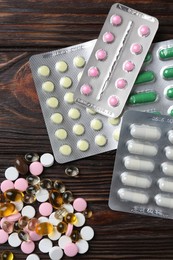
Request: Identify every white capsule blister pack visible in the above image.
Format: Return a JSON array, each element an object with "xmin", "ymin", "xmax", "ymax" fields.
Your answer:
[
  {"xmin": 29, "ymin": 40, "xmax": 122, "ymax": 164},
  {"xmin": 125, "ymin": 39, "xmax": 173, "ymax": 116},
  {"xmin": 109, "ymin": 110, "xmax": 173, "ymax": 219},
  {"xmin": 75, "ymin": 3, "xmax": 159, "ymax": 118}
]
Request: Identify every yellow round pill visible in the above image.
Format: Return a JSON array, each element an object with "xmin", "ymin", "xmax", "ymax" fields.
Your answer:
[
  {"xmin": 73, "ymin": 124, "xmax": 85, "ymax": 136},
  {"xmin": 38, "ymin": 65, "xmax": 50, "ymax": 77},
  {"xmin": 95, "ymin": 135, "xmax": 107, "ymax": 146},
  {"xmin": 51, "ymin": 113, "xmax": 63, "ymax": 124},
  {"xmin": 59, "ymin": 145, "xmax": 72, "ymax": 156},
  {"xmin": 86, "ymin": 108, "xmax": 97, "ymax": 115},
  {"xmin": 77, "ymin": 140, "xmax": 89, "ymax": 151},
  {"xmin": 55, "ymin": 129, "xmax": 68, "ymax": 140},
  {"xmin": 90, "ymin": 119, "xmax": 103, "ymax": 131},
  {"xmin": 46, "ymin": 97, "xmax": 59, "ymax": 108},
  {"xmin": 55, "ymin": 61, "xmax": 68, "ymax": 73},
  {"xmin": 68, "ymin": 108, "xmax": 81, "ymax": 120},
  {"xmin": 108, "ymin": 117, "xmax": 120, "ymax": 126},
  {"xmin": 73, "ymin": 56, "xmax": 85, "ymax": 68},
  {"xmin": 60, "ymin": 77, "xmax": 72, "ymax": 88},
  {"xmin": 113, "ymin": 128, "xmax": 120, "ymax": 141},
  {"xmin": 64, "ymin": 92, "xmax": 74, "ymax": 104},
  {"xmin": 42, "ymin": 81, "xmax": 54, "ymax": 92}
]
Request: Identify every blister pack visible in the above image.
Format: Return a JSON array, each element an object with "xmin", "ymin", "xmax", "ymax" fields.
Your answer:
[
  {"xmin": 75, "ymin": 3, "xmax": 159, "ymax": 118},
  {"xmin": 126, "ymin": 40, "xmax": 173, "ymax": 116},
  {"xmin": 109, "ymin": 110, "xmax": 173, "ymax": 219},
  {"xmin": 29, "ymin": 40, "xmax": 121, "ymax": 164}
]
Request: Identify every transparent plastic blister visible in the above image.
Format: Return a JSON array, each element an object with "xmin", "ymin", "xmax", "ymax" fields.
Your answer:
[
  {"xmin": 29, "ymin": 40, "xmax": 122, "ymax": 164},
  {"xmin": 75, "ymin": 3, "xmax": 159, "ymax": 118},
  {"xmin": 109, "ymin": 110, "xmax": 173, "ymax": 219},
  {"xmin": 126, "ymin": 40, "xmax": 173, "ymax": 116}
]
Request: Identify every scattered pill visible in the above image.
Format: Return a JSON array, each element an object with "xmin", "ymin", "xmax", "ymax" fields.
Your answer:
[
  {"xmin": 0, "ymin": 229, "xmax": 8, "ymax": 244},
  {"xmin": 38, "ymin": 238, "xmax": 53, "ymax": 253},
  {"xmin": 49, "ymin": 246, "xmax": 63, "ymax": 260},
  {"xmin": 26, "ymin": 254, "xmax": 40, "ymax": 260},
  {"xmin": 8, "ymin": 232, "xmax": 22, "ymax": 247},
  {"xmin": 40, "ymin": 153, "xmax": 54, "ymax": 167},
  {"xmin": 76, "ymin": 239, "xmax": 89, "ymax": 254},
  {"xmin": 74, "ymin": 212, "xmax": 86, "ymax": 227},
  {"xmin": 36, "ymin": 188, "xmax": 49, "ymax": 202},
  {"xmin": 29, "ymin": 161, "xmax": 43, "ymax": 176},
  {"xmin": 21, "ymin": 205, "xmax": 36, "ymax": 219},
  {"xmin": 1, "ymin": 180, "xmax": 14, "ymax": 192},
  {"xmin": 80, "ymin": 226, "xmax": 94, "ymax": 241},
  {"xmin": 73, "ymin": 198, "xmax": 87, "ymax": 212},
  {"xmin": 5, "ymin": 167, "xmax": 19, "ymax": 181},
  {"xmin": 21, "ymin": 240, "xmax": 35, "ymax": 254},
  {"xmin": 58, "ymin": 235, "xmax": 72, "ymax": 249},
  {"xmin": 64, "ymin": 242, "xmax": 78, "ymax": 257},
  {"xmin": 48, "ymin": 226, "xmax": 61, "ymax": 241},
  {"xmin": 14, "ymin": 178, "xmax": 28, "ymax": 191}
]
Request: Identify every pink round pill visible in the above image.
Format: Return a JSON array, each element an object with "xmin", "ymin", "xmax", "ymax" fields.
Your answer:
[
  {"xmin": 123, "ymin": 61, "xmax": 135, "ymax": 72},
  {"xmin": 108, "ymin": 96, "xmax": 119, "ymax": 107},
  {"xmin": 65, "ymin": 223, "xmax": 73, "ymax": 237},
  {"xmin": 110, "ymin": 14, "xmax": 122, "ymax": 26},
  {"xmin": 29, "ymin": 231, "xmax": 42, "ymax": 241},
  {"xmin": 131, "ymin": 43, "xmax": 143, "ymax": 54},
  {"xmin": 139, "ymin": 25, "xmax": 150, "ymax": 37},
  {"xmin": 21, "ymin": 240, "xmax": 35, "ymax": 254},
  {"xmin": 29, "ymin": 161, "xmax": 43, "ymax": 176},
  {"xmin": 14, "ymin": 178, "xmax": 28, "ymax": 191},
  {"xmin": 64, "ymin": 242, "xmax": 78, "ymax": 257},
  {"xmin": 95, "ymin": 49, "xmax": 107, "ymax": 61},
  {"xmin": 80, "ymin": 84, "xmax": 92, "ymax": 96},
  {"xmin": 0, "ymin": 229, "xmax": 8, "ymax": 244},
  {"xmin": 39, "ymin": 202, "xmax": 53, "ymax": 216},
  {"xmin": 88, "ymin": 67, "xmax": 99, "ymax": 77},
  {"xmin": 116, "ymin": 78, "xmax": 127, "ymax": 89},
  {"xmin": 6, "ymin": 212, "xmax": 21, "ymax": 222},
  {"xmin": 73, "ymin": 198, "xmax": 87, "ymax": 212},
  {"xmin": 103, "ymin": 32, "xmax": 115, "ymax": 43},
  {"xmin": 1, "ymin": 180, "xmax": 14, "ymax": 192}
]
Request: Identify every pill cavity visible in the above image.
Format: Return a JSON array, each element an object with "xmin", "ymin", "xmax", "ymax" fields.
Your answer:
[
  {"xmin": 159, "ymin": 47, "xmax": 173, "ymax": 60},
  {"xmin": 130, "ymin": 124, "xmax": 161, "ymax": 141},
  {"xmin": 165, "ymin": 146, "xmax": 173, "ymax": 160},
  {"xmin": 138, "ymin": 25, "xmax": 150, "ymax": 37},
  {"xmin": 73, "ymin": 56, "xmax": 85, "ymax": 68},
  {"xmin": 144, "ymin": 52, "xmax": 152, "ymax": 63},
  {"xmin": 95, "ymin": 49, "xmax": 107, "ymax": 61},
  {"xmin": 38, "ymin": 65, "xmax": 50, "ymax": 77},
  {"xmin": 128, "ymin": 91, "xmax": 157, "ymax": 105},
  {"xmin": 103, "ymin": 32, "xmax": 115, "ymax": 43},
  {"xmin": 127, "ymin": 139, "xmax": 158, "ymax": 156},
  {"xmin": 158, "ymin": 178, "xmax": 173, "ymax": 193},
  {"xmin": 155, "ymin": 194, "xmax": 173, "ymax": 209},
  {"xmin": 163, "ymin": 67, "xmax": 173, "ymax": 80},
  {"xmin": 123, "ymin": 61, "xmax": 135, "ymax": 72},
  {"xmin": 55, "ymin": 61, "xmax": 68, "ymax": 73},
  {"xmin": 120, "ymin": 172, "xmax": 152, "ymax": 188},
  {"xmin": 161, "ymin": 162, "xmax": 173, "ymax": 176},
  {"xmin": 80, "ymin": 84, "xmax": 92, "ymax": 96},
  {"xmin": 64, "ymin": 92, "xmax": 74, "ymax": 104},
  {"xmin": 124, "ymin": 156, "xmax": 154, "ymax": 172},
  {"xmin": 118, "ymin": 188, "xmax": 149, "ymax": 204},
  {"xmin": 60, "ymin": 77, "xmax": 72, "ymax": 88},
  {"xmin": 110, "ymin": 14, "xmax": 122, "ymax": 26},
  {"xmin": 42, "ymin": 81, "xmax": 54, "ymax": 92},
  {"xmin": 131, "ymin": 43, "xmax": 143, "ymax": 55},
  {"xmin": 88, "ymin": 67, "xmax": 99, "ymax": 77},
  {"xmin": 166, "ymin": 87, "xmax": 173, "ymax": 99},
  {"xmin": 108, "ymin": 95, "xmax": 119, "ymax": 107},
  {"xmin": 134, "ymin": 71, "xmax": 155, "ymax": 85},
  {"xmin": 115, "ymin": 78, "xmax": 127, "ymax": 89}
]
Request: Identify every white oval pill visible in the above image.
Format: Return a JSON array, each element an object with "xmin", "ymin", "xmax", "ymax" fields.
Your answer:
[
  {"xmin": 118, "ymin": 188, "xmax": 149, "ymax": 204},
  {"xmin": 80, "ymin": 226, "xmax": 94, "ymax": 241},
  {"xmin": 165, "ymin": 146, "xmax": 173, "ymax": 160},
  {"xmin": 127, "ymin": 139, "xmax": 158, "ymax": 156},
  {"xmin": 40, "ymin": 153, "xmax": 54, "ymax": 167},
  {"xmin": 36, "ymin": 188, "xmax": 49, "ymax": 202},
  {"xmin": 120, "ymin": 172, "xmax": 152, "ymax": 188},
  {"xmin": 49, "ymin": 246, "xmax": 63, "ymax": 260},
  {"xmin": 124, "ymin": 156, "xmax": 154, "ymax": 172},
  {"xmin": 76, "ymin": 239, "xmax": 89, "ymax": 254},
  {"xmin": 168, "ymin": 130, "xmax": 173, "ymax": 144},
  {"xmin": 161, "ymin": 162, "xmax": 173, "ymax": 176},
  {"xmin": 48, "ymin": 226, "xmax": 61, "ymax": 241},
  {"xmin": 155, "ymin": 194, "xmax": 173, "ymax": 208},
  {"xmin": 63, "ymin": 203, "xmax": 74, "ymax": 213},
  {"xmin": 8, "ymin": 232, "xmax": 22, "ymax": 247},
  {"xmin": 38, "ymin": 238, "xmax": 53, "ymax": 253},
  {"xmin": 130, "ymin": 124, "xmax": 161, "ymax": 141},
  {"xmin": 158, "ymin": 178, "xmax": 173, "ymax": 193},
  {"xmin": 26, "ymin": 254, "xmax": 40, "ymax": 260},
  {"xmin": 5, "ymin": 167, "xmax": 19, "ymax": 181},
  {"xmin": 21, "ymin": 205, "xmax": 36, "ymax": 218},
  {"xmin": 74, "ymin": 213, "xmax": 85, "ymax": 227}
]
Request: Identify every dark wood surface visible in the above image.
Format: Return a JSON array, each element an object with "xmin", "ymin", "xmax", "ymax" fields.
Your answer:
[{"xmin": 1, "ymin": 0, "xmax": 173, "ymax": 259}]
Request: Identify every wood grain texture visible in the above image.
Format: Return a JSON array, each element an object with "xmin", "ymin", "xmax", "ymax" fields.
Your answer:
[{"xmin": 1, "ymin": 0, "xmax": 173, "ymax": 259}]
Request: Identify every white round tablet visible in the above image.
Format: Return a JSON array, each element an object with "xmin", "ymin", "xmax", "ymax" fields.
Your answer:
[
  {"xmin": 26, "ymin": 254, "xmax": 40, "ymax": 260},
  {"xmin": 36, "ymin": 188, "xmax": 49, "ymax": 202},
  {"xmin": 40, "ymin": 153, "xmax": 54, "ymax": 167},
  {"xmin": 21, "ymin": 205, "xmax": 36, "ymax": 218},
  {"xmin": 80, "ymin": 226, "xmax": 94, "ymax": 241},
  {"xmin": 76, "ymin": 239, "xmax": 89, "ymax": 254},
  {"xmin": 38, "ymin": 238, "xmax": 53, "ymax": 253},
  {"xmin": 58, "ymin": 235, "xmax": 72, "ymax": 249},
  {"xmin": 8, "ymin": 232, "xmax": 22, "ymax": 247},
  {"xmin": 74, "ymin": 213, "xmax": 85, "ymax": 227},
  {"xmin": 48, "ymin": 226, "xmax": 61, "ymax": 241},
  {"xmin": 63, "ymin": 203, "xmax": 74, "ymax": 213},
  {"xmin": 49, "ymin": 246, "xmax": 63, "ymax": 260},
  {"xmin": 5, "ymin": 166, "xmax": 19, "ymax": 181},
  {"xmin": 49, "ymin": 212, "xmax": 61, "ymax": 226}
]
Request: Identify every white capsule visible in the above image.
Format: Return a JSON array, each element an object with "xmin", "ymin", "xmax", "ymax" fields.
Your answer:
[
  {"xmin": 130, "ymin": 124, "xmax": 161, "ymax": 141},
  {"xmin": 155, "ymin": 194, "xmax": 173, "ymax": 208},
  {"xmin": 124, "ymin": 156, "xmax": 154, "ymax": 172},
  {"xmin": 118, "ymin": 188, "xmax": 149, "ymax": 204},
  {"xmin": 120, "ymin": 172, "xmax": 152, "ymax": 188},
  {"xmin": 127, "ymin": 139, "xmax": 158, "ymax": 156},
  {"xmin": 158, "ymin": 178, "xmax": 173, "ymax": 193},
  {"xmin": 161, "ymin": 162, "xmax": 173, "ymax": 176},
  {"xmin": 168, "ymin": 130, "xmax": 173, "ymax": 144},
  {"xmin": 165, "ymin": 146, "xmax": 173, "ymax": 160}
]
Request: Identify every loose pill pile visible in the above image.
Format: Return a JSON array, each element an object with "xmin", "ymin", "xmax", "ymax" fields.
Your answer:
[
  {"xmin": 0, "ymin": 153, "xmax": 94, "ymax": 259},
  {"xmin": 126, "ymin": 39, "xmax": 173, "ymax": 116},
  {"xmin": 29, "ymin": 40, "xmax": 122, "ymax": 164},
  {"xmin": 75, "ymin": 3, "xmax": 159, "ymax": 118},
  {"xmin": 109, "ymin": 110, "xmax": 173, "ymax": 219}
]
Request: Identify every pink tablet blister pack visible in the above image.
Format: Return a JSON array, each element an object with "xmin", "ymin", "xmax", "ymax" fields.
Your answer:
[
  {"xmin": 75, "ymin": 3, "xmax": 159, "ymax": 118},
  {"xmin": 125, "ymin": 40, "xmax": 173, "ymax": 116},
  {"xmin": 29, "ymin": 40, "xmax": 122, "ymax": 164},
  {"xmin": 109, "ymin": 110, "xmax": 173, "ymax": 219}
]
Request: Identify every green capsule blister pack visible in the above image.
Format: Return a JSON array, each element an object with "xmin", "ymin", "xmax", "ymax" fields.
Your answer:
[{"xmin": 126, "ymin": 40, "xmax": 173, "ymax": 116}]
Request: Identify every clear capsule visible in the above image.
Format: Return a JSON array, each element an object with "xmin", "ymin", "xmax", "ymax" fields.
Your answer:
[
  {"xmin": 62, "ymin": 190, "xmax": 74, "ymax": 203},
  {"xmin": 18, "ymin": 230, "xmax": 30, "ymax": 241},
  {"xmin": 2, "ymin": 221, "xmax": 14, "ymax": 234},
  {"xmin": 18, "ymin": 216, "xmax": 29, "ymax": 228},
  {"xmin": 53, "ymin": 180, "xmax": 66, "ymax": 193},
  {"xmin": 54, "ymin": 207, "xmax": 68, "ymax": 220},
  {"xmin": 24, "ymin": 152, "xmax": 39, "ymax": 163},
  {"xmin": 28, "ymin": 218, "xmax": 39, "ymax": 231},
  {"xmin": 22, "ymin": 193, "xmax": 36, "ymax": 204},
  {"xmin": 26, "ymin": 184, "xmax": 40, "ymax": 195},
  {"xmin": 26, "ymin": 175, "xmax": 40, "ymax": 185},
  {"xmin": 40, "ymin": 179, "xmax": 52, "ymax": 190},
  {"xmin": 57, "ymin": 221, "xmax": 67, "ymax": 233},
  {"xmin": 70, "ymin": 230, "xmax": 81, "ymax": 242},
  {"xmin": 64, "ymin": 213, "xmax": 77, "ymax": 224},
  {"xmin": 65, "ymin": 167, "xmax": 79, "ymax": 177},
  {"xmin": 1, "ymin": 250, "xmax": 14, "ymax": 260},
  {"xmin": 49, "ymin": 190, "xmax": 63, "ymax": 209},
  {"xmin": 15, "ymin": 156, "xmax": 28, "ymax": 175}
]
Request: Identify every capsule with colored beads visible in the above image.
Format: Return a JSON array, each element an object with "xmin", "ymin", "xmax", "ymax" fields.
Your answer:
[
  {"xmin": 162, "ymin": 67, "xmax": 173, "ymax": 79},
  {"xmin": 118, "ymin": 188, "xmax": 149, "ymax": 204},
  {"xmin": 127, "ymin": 139, "xmax": 158, "ymax": 156},
  {"xmin": 158, "ymin": 178, "xmax": 173, "ymax": 193},
  {"xmin": 124, "ymin": 156, "xmax": 154, "ymax": 172},
  {"xmin": 130, "ymin": 124, "xmax": 161, "ymax": 141},
  {"xmin": 159, "ymin": 47, "xmax": 173, "ymax": 60},
  {"xmin": 155, "ymin": 194, "xmax": 173, "ymax": 208},
  {"xmin": 120, "ymin": 172, "xmax": 152, "ymax": 188},
  {"xmin": 128, "ymin": 91, "xmax": 157, "ymax": 105},
  {"xmin": 134, "ymin": 71, "xmax": 155, "ymax": 85}
]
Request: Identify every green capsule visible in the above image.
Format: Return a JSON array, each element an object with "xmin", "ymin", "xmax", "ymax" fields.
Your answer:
[
  {"xmin": 144, "ymin": 52, "xmax": 152, "ymax": 63},
  {"xmin": 166, "ymin": 88, "xmax": 173, "ymax": 99},
  {"xmin": 159, "ymin": 47, "xmax": 173, "ymax": 60},
  {"xmin": 135, "ymin": 71, "xmax": 155, "ymax": 85},
  {"xmin": 163, "ymin": 67, "xmax": 173, "ymax": 79},
  {"xmin": 128, "ymin": 91, "xmax": 157, "ymax": 105}
]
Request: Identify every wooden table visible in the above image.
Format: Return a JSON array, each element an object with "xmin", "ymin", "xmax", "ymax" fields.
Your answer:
[{"xmin": 1, "ymin": 0, "xmax": 173, "ymax": 259}]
